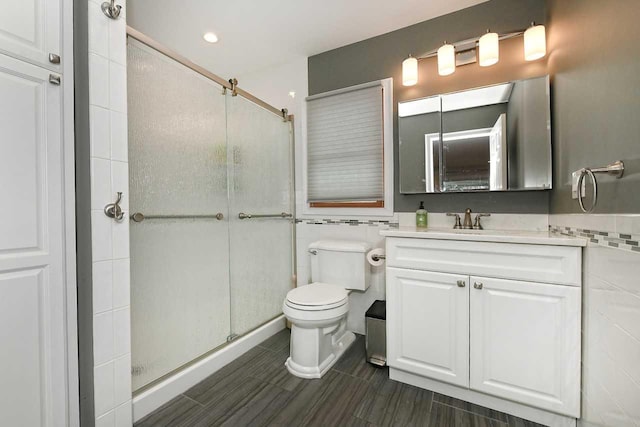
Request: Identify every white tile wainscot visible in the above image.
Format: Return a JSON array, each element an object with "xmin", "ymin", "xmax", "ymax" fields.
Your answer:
[
  {"xmin": 382, "ymin": 228, "xmax": 586, "ymax": 427},
  {"xmin": 88, "ymin": 0, "xmax": 132, "ymax": 425},
  {"xmin": 550, "ymin": 214, "xmax": 640, "ymax": 427}
]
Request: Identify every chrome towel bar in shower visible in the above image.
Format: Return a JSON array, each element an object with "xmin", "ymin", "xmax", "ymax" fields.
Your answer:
[
  {"xmin": 130, "ymin": 212, "xmax": 224, "ymax": 222},
  {"xmin": 238, "ymin": 212, "xmax": 293, "ymax": 220}
]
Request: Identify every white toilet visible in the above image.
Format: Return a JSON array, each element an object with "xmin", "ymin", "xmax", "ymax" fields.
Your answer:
[{"xmin": 283, "ymin": 240, "xmax": 371, "ymax": 379}]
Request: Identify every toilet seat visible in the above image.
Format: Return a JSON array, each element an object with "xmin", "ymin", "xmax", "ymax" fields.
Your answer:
[{"xmin": 285, "ymin": 283, "xmax": 348, "ymax": 311}]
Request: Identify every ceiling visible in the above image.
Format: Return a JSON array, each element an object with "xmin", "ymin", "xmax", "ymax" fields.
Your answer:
[{"xmin": 127, "ymin": 0, "xmax": 488, "ymax": 78}]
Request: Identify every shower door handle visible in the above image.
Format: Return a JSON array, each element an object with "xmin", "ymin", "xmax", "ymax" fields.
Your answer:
[
  {"xmin": 238, "ymin": 212, "xmax": 293, "ymax": 220},
  {"xmin": 129, "ymin": 212, "xmax": 225, "ymax": 222}
]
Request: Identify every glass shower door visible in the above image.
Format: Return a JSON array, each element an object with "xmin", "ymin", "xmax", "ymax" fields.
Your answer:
[
  {"xmin": 226, "ymin": 96, "xmax": 294, "ymax": 337},
  {"xmin": 128, "ymin": 39, "xmax": 231, "ymax": 391}
]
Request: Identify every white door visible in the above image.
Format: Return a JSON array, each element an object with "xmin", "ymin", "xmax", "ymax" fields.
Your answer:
[
  {"xmin": 469, "ymin": 276, "xmax": 581, "ymax": 417},
  {"xmin": 0, "ymin": 0, "xmax": 61, "ymax": 70},
  {"xmin": 387, "ymin": 268, "xmax": 469, "ymax": 387},
  {"xmin": 0, "ymin": 53, "xmax": 69, "ymax": 426},
  {"xmin": 489, "ymin": 113, "xmax": 507, "ymax": 190}
]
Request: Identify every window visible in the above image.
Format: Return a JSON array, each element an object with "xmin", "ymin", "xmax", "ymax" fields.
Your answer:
[{"xmin": 303, "ymin": 78, "xmax": 393, "ymax": 216}]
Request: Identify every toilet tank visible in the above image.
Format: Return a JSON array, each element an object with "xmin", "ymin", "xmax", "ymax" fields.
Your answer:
[{"xmin": 309, "ymin": 240, "xmax": 371, "ymax": 291}]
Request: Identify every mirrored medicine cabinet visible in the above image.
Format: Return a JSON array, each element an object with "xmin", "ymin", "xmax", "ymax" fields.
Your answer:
[{"xmin": 399, "ymin": 75, "xmax": 552, "ymax": 194}]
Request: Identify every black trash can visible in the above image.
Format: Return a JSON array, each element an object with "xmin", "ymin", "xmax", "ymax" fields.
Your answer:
[{"xmin": 365, "ymin": 300, "xmax": 386, "ymax": 367}]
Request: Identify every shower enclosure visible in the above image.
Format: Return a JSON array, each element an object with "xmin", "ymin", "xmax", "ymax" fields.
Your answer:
[{"xmin": 126, "ymin": 32, "xmax": 295, "ymax": 392}]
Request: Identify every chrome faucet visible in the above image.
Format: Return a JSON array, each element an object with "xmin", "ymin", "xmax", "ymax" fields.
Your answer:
[
  {"xmin": 462, "ymin": 208, "xmax": 473, "ymax": 229},
  {"xmin": 447, "ymin": 208, "xmax": 491, "ymax": 230},
  {"xmin": 446, "ymin": 213, "xmax": 462, "ymax": 229},
  {"xmin": 474, "ymin": 213, "xmax": 491, "ymax": 230}
]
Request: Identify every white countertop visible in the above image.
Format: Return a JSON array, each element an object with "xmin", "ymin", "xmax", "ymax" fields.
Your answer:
[{"xmin": 380, "ymin": 227, "xmax": 587, "ymax": 247}]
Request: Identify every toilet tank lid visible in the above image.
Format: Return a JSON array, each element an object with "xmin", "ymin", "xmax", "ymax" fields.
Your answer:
[{"xmin": 309, "ymin": 240, "xmax": 372, "ymax": 253}]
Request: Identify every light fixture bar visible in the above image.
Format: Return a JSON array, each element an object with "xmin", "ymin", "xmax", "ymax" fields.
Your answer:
[
  {"xmin": 400, "ymin": 24, "xmax": 545, "ymax": 86},
  {"xmin": 414, "ymin": 30, "xmax": 526, "ymax": 60}
]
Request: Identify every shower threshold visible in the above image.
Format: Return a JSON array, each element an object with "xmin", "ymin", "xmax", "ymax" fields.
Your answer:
[{"xmin": 132, "ymin": 315, "xmax": 287, "ymax": 422}]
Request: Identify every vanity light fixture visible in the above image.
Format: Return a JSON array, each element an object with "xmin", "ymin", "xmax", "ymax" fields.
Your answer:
[
  {"xmin": 401, "ymin": 23, "xmax": 546, "ymax": 86},
  {"xmin": 437, "ymin": 42, "xmax": 456, "ymax": 76},
  {"xmin": 478, "ymin": 30, "xmax": 499, "ymax": 67},
  {"xmin": 203, "ymin": 32, "xmax": 219, "ymax": 43},
  {"xmin": 402, "ymin": 55, "xmax": 419, "ymax": 86},
  {"xmin": 524, "ymin": 22, "xmax": 546, "ymax": 61}
]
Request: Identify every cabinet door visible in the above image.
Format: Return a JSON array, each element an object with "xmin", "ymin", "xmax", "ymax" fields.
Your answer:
[
  {"xmin": 0, "ymin": 0, "xmax": 61, "ymax": 69},
  {"xmin": 469, "ymin": 276, "xmax": 581, "ymax": 417},
  {"xmin": 0, "ymin": 52, "xmax": 68, "ymax": 426},
  {"xmin": 387, "ymin": 268, "xmax": 469, "ymax": 387}
]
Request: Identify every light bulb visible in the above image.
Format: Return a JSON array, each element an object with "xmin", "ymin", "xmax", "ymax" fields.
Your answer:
[
  {"xmin": 203, "ymin": 32, "xmax": 219, "ymax": 43},
  {"xmin": 524, "ymin": 24, "xmax": 546, "ymax": 61},
  {"xmin": 438, "ymin": 43, "xmax": 456, "ymax": 76},
  {"xmin": 402, "ymin": 56, "xmax": 418, "ymax": 86},
  {"xmin": 479, "ymin": 31, "xmax": 499, "ymax": 67}
]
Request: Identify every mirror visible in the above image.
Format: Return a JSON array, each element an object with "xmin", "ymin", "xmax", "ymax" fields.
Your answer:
[{"xmin": 399, "ymin": 76, "xmax": 551, "ymax": 194}]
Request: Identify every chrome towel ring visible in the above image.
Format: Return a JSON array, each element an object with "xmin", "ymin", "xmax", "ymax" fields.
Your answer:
[
  {"xmin": 576, "ymin": 168, "xmax": 597, "ymax": 213},
  {"xmin": 576, "ymin": 161, "xmax": 624, "ymax": 213}
]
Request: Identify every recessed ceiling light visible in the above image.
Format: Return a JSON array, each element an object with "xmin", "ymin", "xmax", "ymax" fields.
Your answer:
[
  {"xmin": 203, "ymin": 32, "xmax": 219, "ymax": 43},
  {"xmin": 288, "ymin": 91, "xmax": 296, "ymax": 98}
]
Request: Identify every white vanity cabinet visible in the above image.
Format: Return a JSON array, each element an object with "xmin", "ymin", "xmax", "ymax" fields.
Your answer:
[
  {"xmin": 387, "ymin": 268, "xmax": 469, "ymax": 387},
  {"xmin": 469, "ymin": 276, "xmax": 581, "ymax": 415},
  {"xmin": 383, "ymin": 233, "xmax": 584, "ymax": 426}
]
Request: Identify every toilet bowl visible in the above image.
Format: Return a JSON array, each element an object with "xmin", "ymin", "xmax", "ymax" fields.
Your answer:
[
  {"xmin": 283, "ymin": 240, "xmax": 371, "ymax": 379},
  {"xmin": 283, "ymin": 283, "xmax": 356, "ymax": 379}
]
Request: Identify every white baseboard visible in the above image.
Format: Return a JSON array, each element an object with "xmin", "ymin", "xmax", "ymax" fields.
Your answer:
[
  {"xmin": 390, "ymin": 368, "xmax": 577, "ymax": 427},
  {"xmin": 132, "ymin": 315, "xmax": 287, "ymax": 422}
]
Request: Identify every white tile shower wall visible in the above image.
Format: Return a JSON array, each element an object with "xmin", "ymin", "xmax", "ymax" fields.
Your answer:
[
  {"xmin": 296, "ymin": 222, "xmax": 389, "ymax": 334},
  {"xmin": 550, "ymin": 214, "xmax": 640, "ymax": 427},
  {"xmin": 88, "ymin": 0, "xmax": 132, "ymax": 425}
]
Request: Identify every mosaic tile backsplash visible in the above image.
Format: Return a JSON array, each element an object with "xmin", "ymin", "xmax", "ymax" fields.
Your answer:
[
  {"xmin": 296, "ymin": 218, "xmax": 399, "ymax": 227},
  {"xmin": 550, "ymin": 225, "xmax": 640, "ymax": 253}
]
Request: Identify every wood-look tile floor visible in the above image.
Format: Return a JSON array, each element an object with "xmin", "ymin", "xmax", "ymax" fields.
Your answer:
[{"xmin": 135, "ymin": 330, "xmax": 546, "ymax": 427}]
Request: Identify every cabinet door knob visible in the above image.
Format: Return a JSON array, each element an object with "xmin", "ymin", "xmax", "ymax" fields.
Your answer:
[
  {"xmin": 473, "ymin": 282, "xmax": 483, "ymax": 290},
  {"xmin": 457, "ymin": 280, "xmax": 466, "ymax": 287}
]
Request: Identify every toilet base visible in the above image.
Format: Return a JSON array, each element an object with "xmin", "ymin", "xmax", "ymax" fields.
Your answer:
[{"xmin": 285, "ymin": 330, "xmax": 356, "ymax": 379}]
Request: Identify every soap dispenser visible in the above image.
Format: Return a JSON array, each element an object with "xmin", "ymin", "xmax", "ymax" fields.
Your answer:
[{"xmin": 416, "ymin": 201, "xmax": 428, "ymax": 228}]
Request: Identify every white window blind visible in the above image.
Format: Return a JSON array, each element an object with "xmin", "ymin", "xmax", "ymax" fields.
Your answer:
[{"xmin": 306, "ymin": 84, "xmax": 384, "ymax": 203}]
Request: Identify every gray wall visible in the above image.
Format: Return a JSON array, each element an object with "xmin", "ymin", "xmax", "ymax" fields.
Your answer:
[
  {"xmin": 308, "ymin": 0, "xmax": 550, "ymax": 213},
  {"xmin": 547, "ymin": 0, "xmax": 640, "ymax": 213}
]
